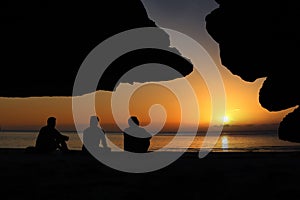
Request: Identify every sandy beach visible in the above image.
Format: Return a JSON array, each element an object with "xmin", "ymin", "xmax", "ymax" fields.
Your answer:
[{"xmin": 1, "ymin": 148, "xmax": 300, "ymax": 200}]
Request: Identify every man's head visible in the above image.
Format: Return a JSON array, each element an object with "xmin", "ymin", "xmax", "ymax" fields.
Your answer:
[
  {"xmin": 47, "ymin": 117, "xmax": 56, "ymax": 128},
  {"xmin": 90, "ymin": 116, "xmax": 99, "ymax": 127},
  {"xmin": 128, "ymin": 116, "xmax": 139, "ymax": 127}
]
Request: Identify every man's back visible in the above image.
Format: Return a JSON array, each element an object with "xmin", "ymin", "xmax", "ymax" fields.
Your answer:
[
  {"xmin": 82, "ymin": 115, "xmax": 109, "ymax": 153},
  {"xmin": 82, "ymin": 126, "xmax": 104, "ymax": 149},
  {"xmin": 123, "ymin": 126, "xmax": 151, "ymax": 153},
  {"xmin": 35, "ymin": 125, "xmax": 64, "ymax": 152}
]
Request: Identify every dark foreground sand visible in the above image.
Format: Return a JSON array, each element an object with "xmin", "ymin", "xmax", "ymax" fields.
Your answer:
[{"xmin": 1, "ymin": 148, "xmax": 300, "ymax": 200}]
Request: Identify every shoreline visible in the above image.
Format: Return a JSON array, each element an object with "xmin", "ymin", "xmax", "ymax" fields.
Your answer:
[{"xmin": 1, "ymin": 148, "xmax": 300, "ymax": 199}]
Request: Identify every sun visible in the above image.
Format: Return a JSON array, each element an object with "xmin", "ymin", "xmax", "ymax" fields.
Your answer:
[{"xmin": 223, "ymin": 116, "xmax": 230, "ymax": 123}]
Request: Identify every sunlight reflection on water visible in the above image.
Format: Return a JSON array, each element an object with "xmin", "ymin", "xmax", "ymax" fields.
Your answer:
[
  {"xmin": 1, "ymin": 131, "xmax": 300, "ymax": 152},
  {"xmin": 221, "ymin": 136, "xmax": 229, "ymax": 152}
]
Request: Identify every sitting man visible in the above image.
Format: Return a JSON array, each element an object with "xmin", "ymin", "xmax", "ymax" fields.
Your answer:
[
  {"xmin": 123, "ymin": 116, "xmax": 152, "ymax": 153},
  {"xmin": 82, "ymin": 115, "xmax": 109, "ymax": 153},
  {"xmin": 35, "ymin": 117, "xmax": 69, "ymax": 153}
]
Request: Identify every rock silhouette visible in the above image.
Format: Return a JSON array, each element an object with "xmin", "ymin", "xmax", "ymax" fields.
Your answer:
[
  {"xmin": 1, "ymin": 0, "xmax": 193, "ymax": 97},
  {"xmin": 206, "ymin": 0, "xmax": 300, "ymax": 142}
]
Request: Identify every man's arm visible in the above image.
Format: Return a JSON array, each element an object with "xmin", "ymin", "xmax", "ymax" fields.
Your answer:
[
  {"xmin": 100, "ymin": 128, "xmax": 108, "ymax": 148},
  {"xmin": 54, "ymin": 129, "xmax": 69, "ymax": 141}
]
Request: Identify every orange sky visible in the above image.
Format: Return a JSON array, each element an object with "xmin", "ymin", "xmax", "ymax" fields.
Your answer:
[
  {"xmin": 0, "ymin": 37, "xmax": 296, "ymax": 132},
  {"xmin": 0, "ymin": 61, "xmax": 295, "ymax": 132},
  {"xmin": 0, "ymin": 2, "xmax": 296, "ymax": 132}
]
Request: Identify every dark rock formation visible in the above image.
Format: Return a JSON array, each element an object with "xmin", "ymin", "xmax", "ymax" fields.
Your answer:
[
  {"xmin": 278, "ymin": 107, "xmax": 300, "ymax": 142},
  {"xmin": 205, "ymin": 0, "xmax": 300, "ymax": 142},
  {"xmin": 0, "ymin": 0, "xmax": 193, "ymax": 97}
]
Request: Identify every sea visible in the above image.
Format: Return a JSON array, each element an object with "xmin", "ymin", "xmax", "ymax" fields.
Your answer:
[{"xmin": 2, "ymin": 130, "xmax": 300, "ymax": 152}]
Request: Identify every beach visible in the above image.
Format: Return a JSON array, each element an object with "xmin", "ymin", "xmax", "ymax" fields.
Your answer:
[{"xmin": 1, "ymin": 148, "xmax": 300, "ymax": 200}]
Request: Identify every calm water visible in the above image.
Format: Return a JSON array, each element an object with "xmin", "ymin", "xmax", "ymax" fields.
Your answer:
[{"xmin": 1, "ymin": 130, "xmax": 300, "ymax": 152}]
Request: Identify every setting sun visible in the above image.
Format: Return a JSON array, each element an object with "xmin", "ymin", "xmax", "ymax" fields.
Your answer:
[{"xmin": 223, "ymin": 116, "xmax": 230, "ymax": 123}]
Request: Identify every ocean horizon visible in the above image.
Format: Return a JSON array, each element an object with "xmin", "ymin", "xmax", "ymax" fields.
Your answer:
[{"xmin": 1, "ymin": 130, "xmax": 300, "ymax": 153}]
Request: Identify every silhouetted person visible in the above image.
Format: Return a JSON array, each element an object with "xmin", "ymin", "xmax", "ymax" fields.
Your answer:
[
  {"xmin": 35, "ymin": 117, "xmax": 69, "ymax": 153},
  {"xmin": 123, "ymin": 116, "xmax": 152, "ymax": 153},
  {"xmin": 82, "ymin": 116, "xmax": 109, "ymax": 153}
]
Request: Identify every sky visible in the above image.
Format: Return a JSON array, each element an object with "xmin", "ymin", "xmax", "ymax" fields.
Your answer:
[{"xmin": 0, "ymin": 0, "xmax": 295, "ymax": 132}]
